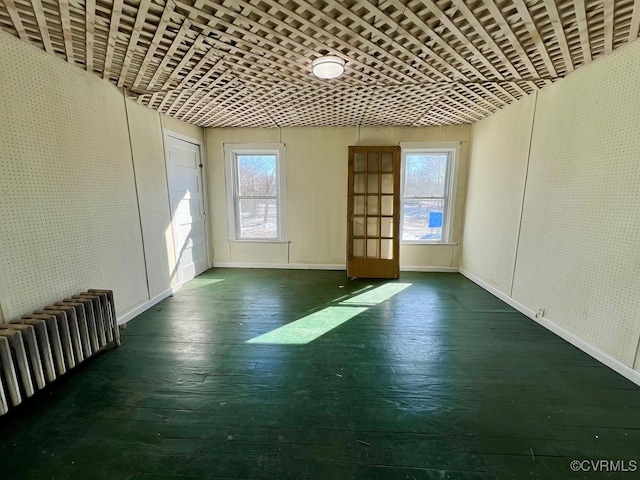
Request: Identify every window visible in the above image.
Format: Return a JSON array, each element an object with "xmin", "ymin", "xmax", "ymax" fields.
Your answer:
[
  {"xmin": 224, "ymin": 144, "xmax": 286, "ymax": 240},
  {"xmin": 400, "ymin": 142, "xmax": 459, "ymax": 243}
]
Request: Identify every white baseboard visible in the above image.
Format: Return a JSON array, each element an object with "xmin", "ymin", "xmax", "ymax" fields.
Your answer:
[
  {"xmin": 400, "ymin": 266, "xmax": 458, "ymax": 272},
  {"xmin": 459, "ymin": 268, "xmax": 640, "ymax": 387},
  {"xmin": 213, "ymin": 262, "xmax": 346, "ymax": 270},
  {"xmin": 117, "ymin": 284, "xmax": 180, "ymax": 325},
  {"xmin": 213, "ymin": 262, "xmax": 458, "ymax": 273}
]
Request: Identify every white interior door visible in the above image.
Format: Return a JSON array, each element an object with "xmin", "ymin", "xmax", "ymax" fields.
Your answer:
[{"xmin": 166, "ymin": 134, "xmax": 208, "ymax": 285}]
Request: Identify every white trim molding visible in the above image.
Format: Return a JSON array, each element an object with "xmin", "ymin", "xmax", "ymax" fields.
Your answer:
[
  {"xmin": 400, "ymin": 266, "xmax": 458, "ymax": 272},
  {"xmin": 399, "ymin": 141, "xmax": 461, "ymax": 245},
  {"xmin": 213, "ymin": 262, "xmax": 345, "ymax": 270},
  {"xmin": 223, "ymin": 143, "xmax": 287, "ymax": 242},
  {"xmin": 459, "ymin": 268, "xmax": 640, "ymax": 387},
  {"xmin": 117, "ymin": 284, "xmax": 181, "ymax": 325}
]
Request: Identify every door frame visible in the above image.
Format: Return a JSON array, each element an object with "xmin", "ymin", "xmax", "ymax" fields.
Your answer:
[{"xmin": 163, "ymin": 130, "xmax": 212, "ymax": 285}]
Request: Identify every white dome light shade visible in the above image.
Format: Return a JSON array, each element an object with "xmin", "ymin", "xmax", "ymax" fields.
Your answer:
[{"xmin": 311, "ymin": 56, "xmax": 345, "ymax": 79}]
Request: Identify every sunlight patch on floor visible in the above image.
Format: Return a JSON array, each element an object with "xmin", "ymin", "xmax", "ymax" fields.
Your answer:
[
  {"xmin": 246, "ymin": 283, "xmax": 412, "ymax": 345},
  {"xmin": 246, "ymin": 306, "xmax": 367, "ymax": 344},
  {"xmin": 181, "ymin": 278, "xmax": 225, "ymax": 290},
  {"xmin": 340, "ymin": 283, "xmax": 411, "ymax": 306}
]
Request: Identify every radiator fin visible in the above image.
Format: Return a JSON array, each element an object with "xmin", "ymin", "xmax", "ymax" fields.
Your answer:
[{"xmin": 0, "ymin": 289, "xmax": 120, "ymax": 415}]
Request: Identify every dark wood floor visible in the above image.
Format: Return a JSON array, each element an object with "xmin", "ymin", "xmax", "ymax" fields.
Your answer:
[{"xmin": 1, "ymin": 269, "xmax": 639, "ymax": 479}]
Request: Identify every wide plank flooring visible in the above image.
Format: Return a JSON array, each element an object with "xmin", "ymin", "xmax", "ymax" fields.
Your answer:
[{"xmin": 1, "ymin": 269, "xmax": 639, "ymax": 479}]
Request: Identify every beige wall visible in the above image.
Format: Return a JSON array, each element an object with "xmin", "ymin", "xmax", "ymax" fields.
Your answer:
[
  {"xmin": 160, "ymin": 113, "xmax": 204, "ymax": 144},
  {"xmin": 462, "ymin": 39, "xmax": 640, "ymax": 374},
  {"xmin": 0, "ymin": 31, "xmax": 201, "ymax": 321},
  {"xmin": 127, "ymin": 100, "xmax": 178, "ymax": 297},
  {"xmin": 205, "ymin": 125, "xmax": 471, "ymax": 269},
  {"xmin": 461, "ymin": 95, "xmax": 536, "ymax": 293}
]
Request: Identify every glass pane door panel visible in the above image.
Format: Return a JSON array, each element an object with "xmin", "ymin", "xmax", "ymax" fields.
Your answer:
[
  {"xmin": 381, "ymin": 174, "xmax": 393, "ymax": 194},
  {"xmin": 381, "ymin": 152, "xmax": 393, "ymax": 172},
  {"xmin": 367, "ymin": 217, "xmax": 379, "ymax": 237},
  {"xmin": 367, "ymin": 239, "xmax": 379, "ymax": 258},
  {"xmin": 381, "ymin": 217, "xmax": 393, "ymax": 237},
  {"xmin": 381, "ymin": 239, "xmax": 393, "ymax": 260},
  {"xmin": 367, "ymin": 174, "xmax": 379, "ymax": 194},
  {"xmin": 367, "ymin": 152, "xmax": 379, "ymax": 171},
  {"xmin": 353, "ymin": 239, "xmax": 364, "ymax": 257},
  {"xmin": 381, "ymin": 195, "xmax": 393, "ymax": 216},
  {"xmin": 354, "ymin": 174, "xmax": 365, "ymax": 194},
  {"xmin": 367, "ymin": 196, "xmax": 379, "ymax": 215}
]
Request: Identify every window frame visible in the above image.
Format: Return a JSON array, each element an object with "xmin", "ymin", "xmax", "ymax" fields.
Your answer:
[
  {"xmin": 224, "ymin": 143, "xmax": 287, "ymax": 242},
  {"xmin": 399, "ymin": 142, "xmax": 460, "ymax": 244}
]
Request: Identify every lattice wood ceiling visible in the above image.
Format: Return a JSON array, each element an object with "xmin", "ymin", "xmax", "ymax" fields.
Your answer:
[{"xmin": 1, "ymin": 1, "xmax": 639, "ymax": 128}]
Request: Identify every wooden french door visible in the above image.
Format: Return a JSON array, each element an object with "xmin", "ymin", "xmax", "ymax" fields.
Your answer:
[{"xmin": 347, "ymin": 146, "xmax": 401, "ymax": 278}]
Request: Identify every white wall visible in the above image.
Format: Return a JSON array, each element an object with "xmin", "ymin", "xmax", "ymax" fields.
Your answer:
[
  {"xmin": 0, "ymin": 31, "xmax": 202, "ymax": 321},
  {"xmin": 206, "ymin": 125, "xmax": 471, "ymax": 270},
  {"xmin": 462, "ymin": 38, "xmax": 640, "ymax": 380}
]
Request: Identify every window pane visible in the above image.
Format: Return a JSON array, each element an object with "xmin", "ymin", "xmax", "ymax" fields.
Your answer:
[
  {"xmin": 402, "ymin": 198, "xmax": 444, "ymax": 241},
  {"xmin": 239, "ymin": 199, "xmax": 277, "ymax": 238},
  {"xmin": 354, "ymin": 152, "xmax": 366, "ymax": 172},
  {"xmin": 237, "ymin": 155, "xmax": 277, "ymax": 196},
  {"xmin": 404, "ymin": 153, "xmax": 448, "ymax": 197}
]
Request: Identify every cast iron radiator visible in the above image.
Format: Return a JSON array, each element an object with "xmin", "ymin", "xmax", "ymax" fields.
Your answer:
[{"xmin": 0, "ymin": 289, "xmax": 120, "ymax": 416}]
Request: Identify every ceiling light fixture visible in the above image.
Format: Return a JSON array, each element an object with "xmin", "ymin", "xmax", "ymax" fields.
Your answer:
[{"xmin": 311, "ymin": 55, "xmax": 345, "ymax": 79}]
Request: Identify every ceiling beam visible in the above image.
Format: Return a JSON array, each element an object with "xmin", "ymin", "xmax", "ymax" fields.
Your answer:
[
  {"xmin": 103, "ymin": 0, "xmax": 124, "ymax": 80},
  {"xmin": 511, "ymin": 0, "xmax": 558, "ymax": 77},
  {"xmin": 479, "ymin": 0, "xmax": 541, "ymax": 82},
  {"xmin": 603, "ymin": 0, "xmax": 615, "ymax": 54},
  {"xmin": 573, "ymin": 0, "xmax": 592, "ymax": 64},
  {"xmin": 4, "ymin": 0, "xmax": 29, "ymax": 42},
  {"xmin": 427, "ymin": 0, "xmax": 529, "ymax": 85},
  {"xmin": 132, "ymin": 0, "xmax": 175, "ymax": 89},
  {"xmin": 57, "ymin": 0, "xmax": 75, "ymax": 64},
  {"xmin": 176, "ymin": 50, "xmax": 220, "ymax": 89},
  {"xmin": 85, "ymin": 0, "xmax": 95, "ymax": 72},
  {"xmin": 145, "ymin": 20, "xmax": 192, "ymax": 90},
  {"xmin": 161, "ymin": 35, "xmax": 206, "ymax": 90},
  {"xmin": 629, "ymin": 0, "xmax": 640, "ymax": 43},
  {"xmin": 117, "ymin": 0, "xmax": 151, "ymax": 87},
  {"xmin": 30, "ymin": 0, "xmax": 53, "ymax": 53},
  {"xmin": 542, "ymin": 0, "xmax": 574, "ymax": 72}
]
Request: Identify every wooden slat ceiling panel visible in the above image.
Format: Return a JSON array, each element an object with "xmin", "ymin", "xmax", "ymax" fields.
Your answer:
[{"xmin": 0, "ymin": 0, "xmax": 638, "ymax": 128}]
